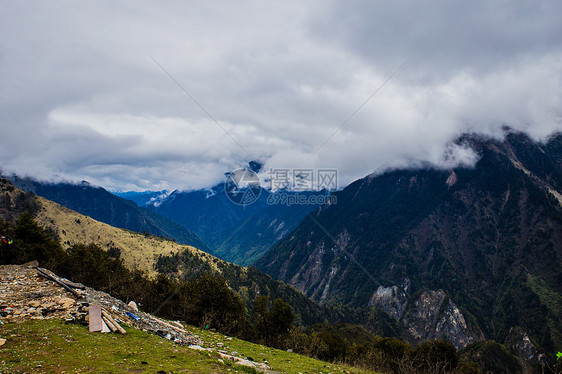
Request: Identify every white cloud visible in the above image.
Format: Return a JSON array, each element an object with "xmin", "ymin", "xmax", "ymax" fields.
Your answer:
[{"xmin": 1, "ymin": 1, "xmax": 561, "ymax": 191}]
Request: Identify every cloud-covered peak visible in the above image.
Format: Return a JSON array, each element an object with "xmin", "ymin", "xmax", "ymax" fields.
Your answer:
[{"xmin": 1, "ymin": 1, "xmax": 561, "ymax": 191}]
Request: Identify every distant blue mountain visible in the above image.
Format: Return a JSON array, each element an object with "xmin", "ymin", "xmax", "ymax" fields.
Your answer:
[
  {"xmin": 113, "ymin": 190, "xmax": 169, "ymax": 207},
  {"xmin": 148, "ymin": 181, "xmax": 331, "ymax": 266}
]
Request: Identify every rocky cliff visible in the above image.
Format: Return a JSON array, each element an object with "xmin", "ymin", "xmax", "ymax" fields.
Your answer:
[{"xmin": 369, "ymin": 279, "xmax": 483, "ymax": 349}]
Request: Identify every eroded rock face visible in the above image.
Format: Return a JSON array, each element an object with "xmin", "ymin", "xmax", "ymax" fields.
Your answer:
[
  {"xmin": 505, "ymin": 327, "xmax": 540, "ymax": 360},
  {"xmin": 368, "ymin": 279, "xmax": 410, "ymax": 319},
  {"xmin": 401, "ymin": 290, "xmax": 484, "ymax": 349},
  {"xmin": 505, "ymin": 327, "xmax": 544, "ymax": 374},
  {"xmin": 434, "ymin": 299, "xmax": 485, "ymax": 349},
  {"xmin": 369, "ymin": 282, "xmax": 484, "ymax": 349}
]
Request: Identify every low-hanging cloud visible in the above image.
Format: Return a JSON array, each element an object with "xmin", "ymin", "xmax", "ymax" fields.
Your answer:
[{"xmin": 1, "ymin": 1, "xmax": 561, "ymax": 191}]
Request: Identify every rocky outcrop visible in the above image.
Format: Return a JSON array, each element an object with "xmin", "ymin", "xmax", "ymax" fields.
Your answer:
[
  {"xmin": 369, "ymin": 281, "xmax": 484, "ymax": 349},
  {"xmin": 505, "ymin": 327, "xmax": 545, "ymax": 374},
  {"xmin": 401, "ymin": 290, "xmax": 484, "ymax": 349},
  {"xmin": 368, "ymin": 279, "xmax": 410, "ymax": 319},
  {"xmin": 369, "ymin": 282, "xmax": 485, "ymax": 349}
]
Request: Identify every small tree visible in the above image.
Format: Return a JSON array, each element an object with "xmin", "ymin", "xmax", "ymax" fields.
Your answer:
[
  {"xmin": 372, "ymin": 337, "xmax": 412, "ymax": 373},
  {"xmin": 317, "ymin": 331, "xmax": 348, "ymax": 362},
  {"xmin": 0, "ymin": 213, "xmax": 65, "ymax": 267},
  {"xmin": 269, "ymin": 298, "xmax": 295, "ymax": 337},
  {"xmin": 251, "ymin": 296, "xmax": 294, "ymax": 347},
  {"xmin": 189, "ymin": 274, "xmax": 249, "ymax": 335},
  {"xmin": 409, "ymin": 340, "xmax": 458, "ymax": 373}
]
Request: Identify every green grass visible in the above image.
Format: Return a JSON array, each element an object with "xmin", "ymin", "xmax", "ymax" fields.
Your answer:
[
  {"xmin": 0, "ymin": 320, "xmax": 229, "ymax": 374},
  {"xmin": 191, "ymin": 327, "xmax": 374, "ymax": 374},
  {"xmin": 0, "ymin": 320, "xmax": 376, "ymax": 374}
]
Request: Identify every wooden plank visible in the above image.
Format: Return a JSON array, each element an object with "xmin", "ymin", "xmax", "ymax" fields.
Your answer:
[
  {"xmin": 101, "ymin": 315, "xmax": 117, "ymax": 332},
  {"xmin": 59, "ymin": 278, "xmax": 86, "ymax": 290},
  {"xmin": 101, "ymin": 319, "xmax": 111, "ymax": 333},
  {"xmin": 152, "ymin": 316, "xmax": 187, "ymax": 334},
  {"xmin": 35, "ymin": 267, "xmax": 81, "ymax": 298},
  {"xmin": 101, "ymin": 309, "xmax": 127, "ymax": 334},
  {"xmin": 89, "ymin": 305, "xmax": 102, "ymax": 332}
]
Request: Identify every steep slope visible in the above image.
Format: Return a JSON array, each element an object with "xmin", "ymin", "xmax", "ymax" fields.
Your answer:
[
  {"xmin": 34, "ymin": 196, "xmax": 213, "ymax": 275},
  {"xmin": 256, "ymin": 132, "xmax": 562, "ymax": 351},
  {"xmin": 5, "ymin": 176, "xmax": 210, "ymax": 252},
  {"xmin": 149, "ymin": 183, "xmax": 327, "ymax": 265},
  {"xmin": 0, "ymin": 178, "xmax": 39, "ymax": 221},
  {"xmin": 34, "ymin": 195, "xmax": 337, "ymax": 324}
]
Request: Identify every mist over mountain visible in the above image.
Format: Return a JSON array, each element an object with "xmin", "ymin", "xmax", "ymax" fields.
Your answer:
[
  {"xmin": 3, "ymin": 2, "xmax": 562, "ymax": 192},
  {"xmin": 113, "ymin": 190, "xmax": 170, "ymax": 208},
  {"xmin": 147, "ymin": 181, "xmax": 329, "ymax": 265},
  {"xmin": 256, "ymin": 131, "xmax": 562, "ymax": 352}
]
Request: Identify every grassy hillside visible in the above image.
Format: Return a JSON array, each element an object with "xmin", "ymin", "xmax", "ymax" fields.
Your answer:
[
  {"xmin": 34, "ymin": 196, "xmax": 223, "ymax": 276},
  {"xmin": 0, "ymin": 320, "xmax": 374, "ymax": 374}
]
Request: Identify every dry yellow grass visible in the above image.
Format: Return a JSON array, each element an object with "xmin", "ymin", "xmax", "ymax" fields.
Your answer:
[{"xmin": 34, "ymin": 196, "xmax": 228, "ymax": 276}]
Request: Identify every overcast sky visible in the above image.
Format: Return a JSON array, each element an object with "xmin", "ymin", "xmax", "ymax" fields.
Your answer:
[{"xmin": 1, "ymin": 1, "xmax": 561, "ymax": 191}]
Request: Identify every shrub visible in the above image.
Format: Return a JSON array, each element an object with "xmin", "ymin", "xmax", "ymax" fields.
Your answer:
[{"xmin": 410, "ymin": 340, "xmax": 458, "ymax": 373}]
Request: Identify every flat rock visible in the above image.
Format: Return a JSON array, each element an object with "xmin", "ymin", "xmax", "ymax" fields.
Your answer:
[
  {"xmin": 188, "ymin": 345, "xmax": 206, "ymax": 351},
  {"xmin": 235, "ymin": 359, "xmax": 257, "ymax": 368},
  {"xmin": 127, "ymin": 301, "xmax": 138, "ymax": 311},
  {"xmin": 56, "ymin": 297, "xmax": 75, "ymax": 307}
]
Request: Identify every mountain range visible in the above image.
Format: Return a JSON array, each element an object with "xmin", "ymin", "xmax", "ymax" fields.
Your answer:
[
  {"xmin": 256, "ymin": 131, "xmax": 562, "ymax": 352},
  {"xmin": 145, "ymin": 182, "xmax": 328, "ymax": 265},
  {"xmin": 0, "ymin": 176, "xmax": 486, "ymax": 350},
  {"xmin": 0, "ymin": 177, "xmax": 349, "ymax": 328}
]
